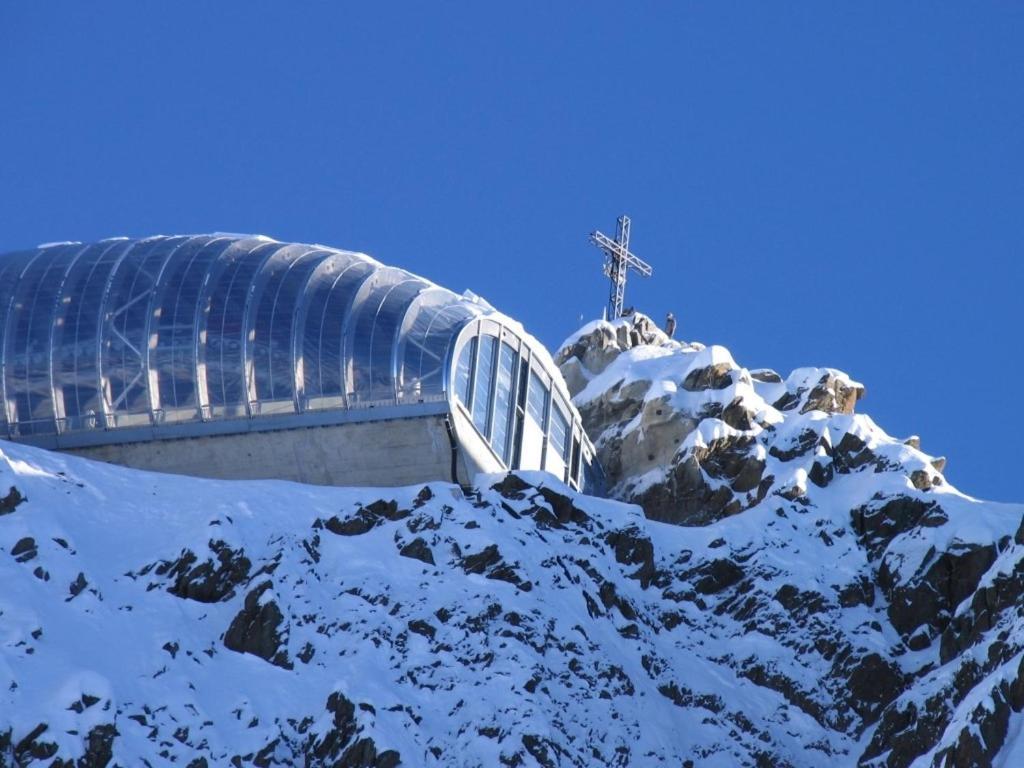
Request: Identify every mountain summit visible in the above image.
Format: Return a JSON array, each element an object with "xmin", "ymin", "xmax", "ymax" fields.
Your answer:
[{"xmin": 2, "ymin": 315, "xmax": 1022, "ymax": 767}]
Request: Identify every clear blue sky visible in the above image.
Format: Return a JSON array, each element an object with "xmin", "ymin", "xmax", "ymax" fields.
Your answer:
[{"xmin": 1, "ymin": 4, "xmax": 1021, "ymax": 501}]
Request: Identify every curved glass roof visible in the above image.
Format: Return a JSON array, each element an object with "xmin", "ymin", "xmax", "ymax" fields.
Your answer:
[{"xmin": 0, "ymin": 235, "xmax": 487, "ymax": 440}]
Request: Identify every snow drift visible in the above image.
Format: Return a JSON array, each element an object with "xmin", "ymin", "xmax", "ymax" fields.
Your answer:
[{"xmin": 2, "ymin": 314, "xmax": 1023, "ymax": 767}]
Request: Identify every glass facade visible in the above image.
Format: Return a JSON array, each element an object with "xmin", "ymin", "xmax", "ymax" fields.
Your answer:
[
  {"xmin": 0, "ymin": 235, "xmax": 483, "ymax": 438},
  {"xmin": 0, "ymin": 234, "xmax": 597, "ymax": 491},
  {"xmin": 470, "ymin": 335, "xmax": 496, "ymax": 435},
  {"xmin": 451, "ymin": 326, "xmax": 589, "ymax": 487},
  {"xmin": 491, "ymin": 342, "xmax": 517, "ymax": 464}
]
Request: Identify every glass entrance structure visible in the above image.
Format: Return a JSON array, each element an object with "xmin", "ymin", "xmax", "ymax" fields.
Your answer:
[{"xmin": 0, "ymin": 235, "xmax": 597, "ymax": 491}]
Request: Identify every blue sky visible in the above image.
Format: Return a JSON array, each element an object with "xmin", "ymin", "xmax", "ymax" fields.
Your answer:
[{"xmin": 1, "ymin": 3, "xmax": 1021, "ymax": 501}]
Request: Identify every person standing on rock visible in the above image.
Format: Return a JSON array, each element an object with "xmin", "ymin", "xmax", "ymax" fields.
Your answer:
[{"xmin": 665, "ymin": 311, "xmax": 676, "ymax": 339}]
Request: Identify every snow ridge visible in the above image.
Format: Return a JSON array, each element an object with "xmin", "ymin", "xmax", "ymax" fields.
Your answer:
[{"xmin": 2, "ymin": 313, "xmax": 1024, "ymax": 767}]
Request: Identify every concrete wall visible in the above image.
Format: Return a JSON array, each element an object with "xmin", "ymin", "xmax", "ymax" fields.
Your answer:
[{"xmin": 68, "ymin": 414, "xmax": 483, "ymax": 489}]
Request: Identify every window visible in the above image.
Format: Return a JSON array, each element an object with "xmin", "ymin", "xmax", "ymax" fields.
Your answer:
[
  {"xmin": 471, "ymin": 335, "xmax": 496, "ymax": 435},
  {"xmin": 526, "ymin": 369, "xmax": 548, "ymax": 429},
  {"xmin": 455, "ymin": 337, "xmax": 476, "ymax": 408},
  {"xmin": 491, "ymin": 342, "xmax": 517, "ymax": 463},
  {"xmin": 549, "ymin": 400, "xmax": 570, "ymax": 463}
]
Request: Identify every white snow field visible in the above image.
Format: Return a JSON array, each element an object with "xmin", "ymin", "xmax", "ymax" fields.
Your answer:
[{"xmin": 3, "ymin": 319, "xmax": 1024, "ymax": 766}]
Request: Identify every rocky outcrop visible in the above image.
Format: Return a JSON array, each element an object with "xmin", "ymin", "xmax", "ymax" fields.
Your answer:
[
  {"xmin": 223, "ymin": 580, "xmax": 292, "ymax": 669},
  {"xmin": 555, "ymin": 313, "xmax": 1024, "ymax": 765},
  {"xmin": 307, "ymin": 692, "xmax": 401, "ymax": 768},
  {"xmin": 0, "ymin": 486, "xmax": 25, "ymax": 516},
  {"xmin": 156, "ymin": 541, "xmax": 252, "ymax": 603},
  {"xmin": 2, "ymin": 315, "xmax": 1021, "ymax": 766}
]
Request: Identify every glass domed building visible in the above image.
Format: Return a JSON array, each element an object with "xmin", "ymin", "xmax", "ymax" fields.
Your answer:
[{"xmin": 0, "ymin": 234, "xmax": 598, "ymax": 491}]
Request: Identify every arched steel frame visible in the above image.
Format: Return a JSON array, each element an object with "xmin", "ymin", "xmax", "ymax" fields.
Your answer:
[
  {"xmin": 0, "ymin": 235, "xmax": 488, "ymax": 444},
  {"xmin": 0, "ymin": 233, "xmax": 595, "ymax": 488}
]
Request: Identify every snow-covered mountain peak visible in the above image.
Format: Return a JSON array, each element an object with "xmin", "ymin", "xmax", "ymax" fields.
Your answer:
[{"xmin": 3, "ymin": 313, "xmax": 1024, "ymax": 767}]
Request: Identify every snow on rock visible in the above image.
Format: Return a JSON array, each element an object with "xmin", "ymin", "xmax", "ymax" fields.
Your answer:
[
  {"xmin": 554, "ymin": 312, "xmax": 1024, "ymax": 766},
  {"xmin": 2, "ymin": 312, "xmax": 1024, "ymax": 767},
  {"xmin": 559, "ymin": 314, "xmax": 899, "ymax": 526}
]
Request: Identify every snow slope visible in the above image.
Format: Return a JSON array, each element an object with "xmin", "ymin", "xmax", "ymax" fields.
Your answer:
[
  {"xmin": 2, "ymin": 314, "xmax": 1023, "ymax": 767},
  {"xmin": 555, "ymin": 313, "xmax": 1024, "ymax": 767}
]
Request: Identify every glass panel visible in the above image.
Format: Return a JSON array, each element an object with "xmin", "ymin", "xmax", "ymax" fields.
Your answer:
[
  {"xmin": 472, "ymin": 334, "xmax": 496, "ymax": 436},
  {"xmin": 526, "ymin": 369, "xmax": 549, "ymax": 429},
  {"xmin": 491, "ymin": 341, "xmax": 517, "ymax": 464},
  {"xmin": 267, "ymin": 251, "xmax": 330, "ymax": 403},
  {"xmin": 302, "ymin": 259, "xmax": 375, "ymax": 405},
  {"xmin": 510, "ymin": 359, "xmax": 530, "ymax": 469},
  {"xmin": 548, "ymin": 399, "xmax": 571, "ymax": 471},
  {"xmin": 397, "ymin": 289, "xmax": 478, "ymax": 401},
  {"xmin": 519, "ymin": 368, "xmax": 549, "ymax": 471},
  {"xmin": 0, "ymin": 249, "xmax": 43, "ymax": 434},
  {"xmin": 4, "ymin": 244, "xmax": 87, "ymax": 435},
  {"xmin": 151, "ymin": 237, "xmax": 225, "ymax": 417},
  {"xmin": 570, "ymin": 435, "xmax": 582, "ymax": 487},
  {"xmin": 102, "ymin": 237, "xmax": 190, "ymax": 421},
  {"xmin": 454, "ymin": 337, "xmax": 476, "ymax": 409},
  {"xmin": 249, "ymin": 246, "xmax": 323, "ymax": 407},
  {"xmin": 347, "ymin": 271, "xmax": 429, "ymax": 403},
  {"xmin": 55, "ymin": 240, "xmax": 134, "ymax": 431},
  {"xmin": 201, "ymin": 241, "xmax": 282, "ymax": 412}
]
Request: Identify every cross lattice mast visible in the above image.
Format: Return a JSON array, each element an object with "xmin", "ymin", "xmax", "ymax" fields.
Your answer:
[{"xmin": 589, "ymin": 215, "xmax": 653, "ymax": 320}]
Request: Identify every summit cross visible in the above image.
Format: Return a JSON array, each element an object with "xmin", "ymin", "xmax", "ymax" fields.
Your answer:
[{"xmin": 589, "ymin": 214, "xmax": 653, "ymax": 320}]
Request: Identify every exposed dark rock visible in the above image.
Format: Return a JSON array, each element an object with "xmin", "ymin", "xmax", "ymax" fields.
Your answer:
[
  {"xmin": 0, "ymin": 486, "xmax": 26, "ymax": 515},
  {"xmin": 773, "ymin": 584, "xmax": 828, "ymax": 618},
  {"xmin": 399, "ymin": 537, "xmax": 435, "ymax": 565},
  {"xmin": 325, "ymin": 513, "xmax": 378, "ymax": 537},
  {"xmin": 633, "ymin": 436, "xmax": 765, "ymax": 525},
  {"xmin": 739, "ymin": 663, "xmax": 826, "ymax": 727},
  {"xmin": 13, "ymin": 723, "xmax": 57, "ymax": 764},
  {"xmin": 67, "ymin": 572, "xmax": 88, "ymax": 600},
  {"xmin": 408, "ymin": 619, "xmax": 436, "ymax": 640},
  {"xmin": 460, "ymin": 544, "xmax": 503, "ymax": 575},
  {"xmin": 658, "ymin": 682, "xmax": 724, "ymax": 713},
  {"xmin": 491, "ymin": 474, "xmax": 533, "ymax": 500},
  {"xmin": 78, "ymin": 724, "xmax": 117, "ymax": 768},
  {"xmin": 325, "ymin": 499, "xmax": 408, "ymax": 537},
  {"xmin": 749, "ymin": 369, "xmax": 782, "ymax": 384},
  {"xmin": 223, "ymin": 581, "xmax": 292, "ymax": 669},
  {"xmin": 836, "ymin": 576, "xmax": 875, "ymax": 608},
  {"xmin": 768, "ymin": 429, "xmax": 820, "ymax": 462},
  {"xmin": 159, "ymin": 542, "xmax": 252, "ymax": 603},
  {"xmin": 910, "ymin": 469, "xmax": 939, "ymax": 492},
  {"xmin": 882, "ymin": 543, "xmax": 996, "ymax": 639},
  {"xmin": 575, "ymin": 379, "xmax": 648, "ymax": 446},
  {"xmin": 801, "ymin": 372, "xmax": 864, "ymax": 415},
  {"xmin": 682, "ymin": 362, "xmax": 733, "ymax": 392},
  {"xmin": 941, "ymin": 558, "xmax": 1024, "ymax": 663},
  {"xmin": 521, "ymin": 733, "xmax": 569, "ymax": 768},
  {"xmin": 851, "ymin": 496, "xmax": 947, "ymax": 562},
  {"xmin": 308, "ymin": 691, "xmax": 400, "ymax": 768},
  {"xmin": 534, "ymin": 486, "xmax": 590, "ymax": 528},
  {"xmin": 693, "ymin": 559, "xmax": 744, "ymax": 595},
  {"xmin": 721, "ymin": 397, "xmax": 755, "ymax": 431},
  {"xmin": 831, "ymin": 432, "xmax": 877, "ymax": 474},
  {"xmin": 413, "ymin": 486, "xmax": 434, "ymax": 508},
  {"xmin": 845, "ymin": 653, "xmax": 904, "ymax": 724},
  {"xmin": 808, "ymin": 459, "xmax": 833, "ymax": 489},
  {"xmin": 863, "ymin": 698, "xmax": 946, "ymax": 767},
  {"xmin": 772, "ymin": 391, "xmax": 802, "ymax": 412},
  {"xmin": 604, "ymin": 527, "xmax": 656, "ymax": 588},
  {"xmin": 11, "ymin": 537, "xmax": 37, "ymax": 563}
]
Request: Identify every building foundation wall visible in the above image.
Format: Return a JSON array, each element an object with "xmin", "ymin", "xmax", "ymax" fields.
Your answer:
[{"xmin": 66, "ymin": 414, "xmax": 489, "ymax": 489}]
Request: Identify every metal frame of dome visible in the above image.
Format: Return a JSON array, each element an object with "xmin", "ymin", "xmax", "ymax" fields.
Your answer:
[{"xmin": 0, "ymin": 235, "xmax": 598, "ymax": 491}]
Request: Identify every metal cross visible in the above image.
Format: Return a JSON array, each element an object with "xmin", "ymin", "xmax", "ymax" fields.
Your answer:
[{"xmin": 589, "ymin": 215, "xmax": 653, "ymax": 320}]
